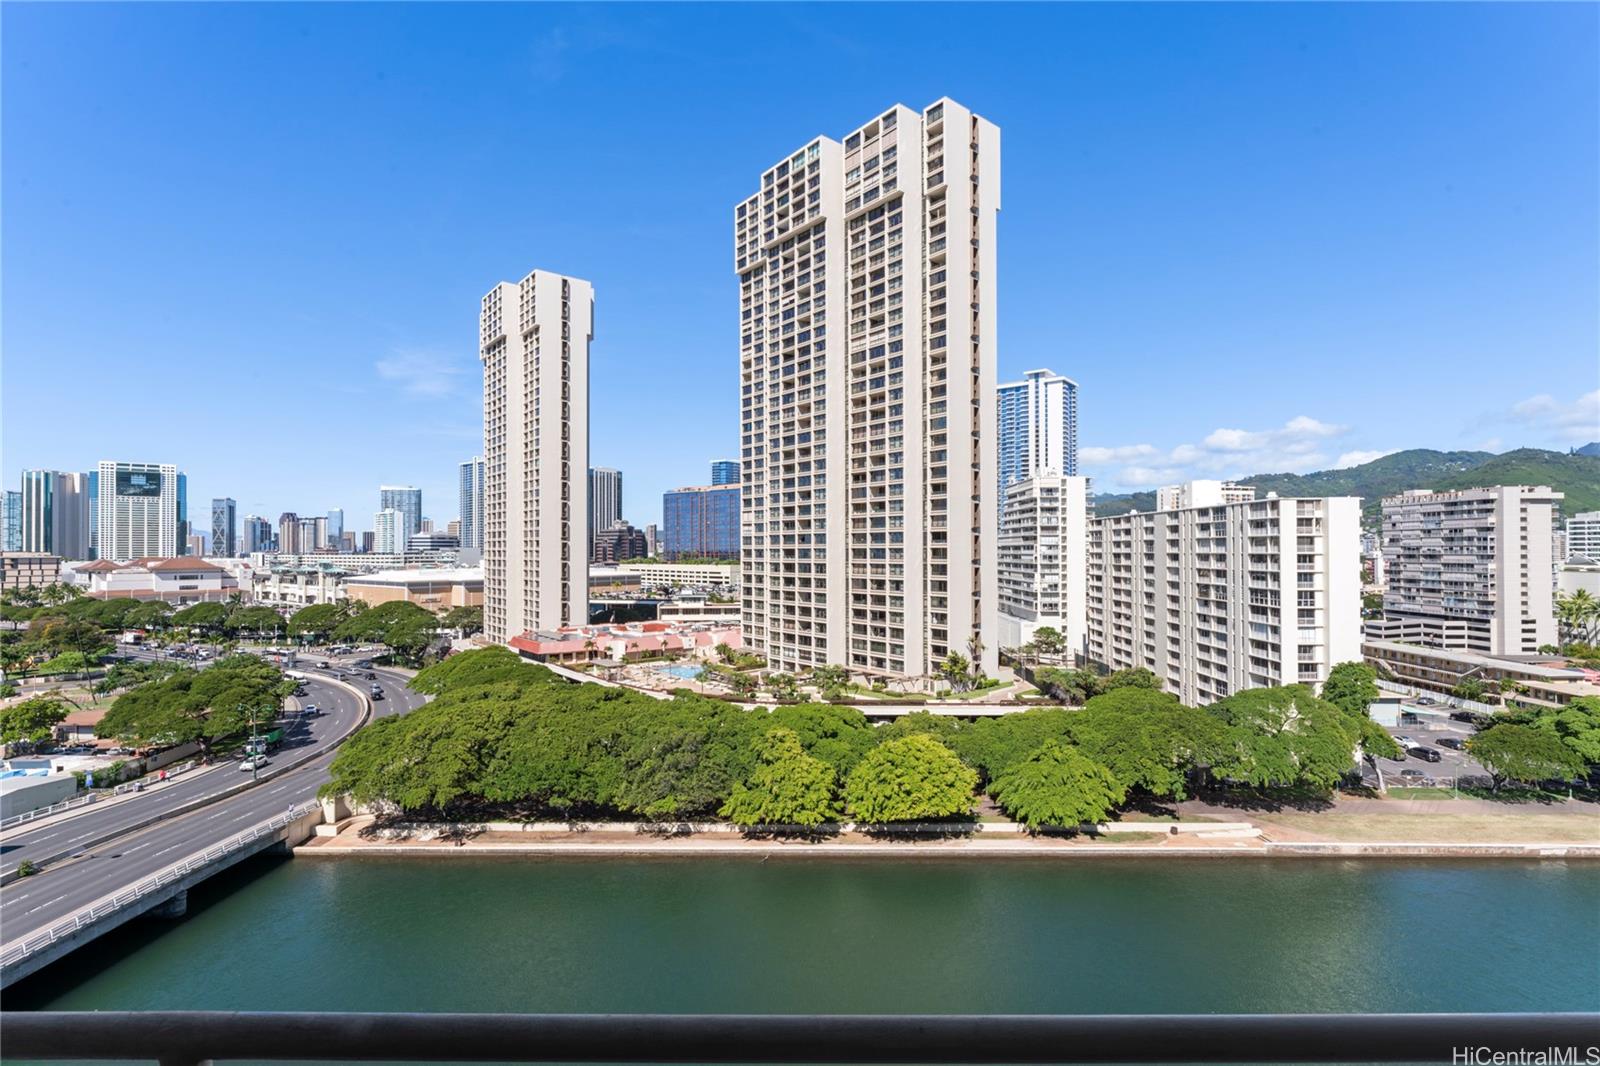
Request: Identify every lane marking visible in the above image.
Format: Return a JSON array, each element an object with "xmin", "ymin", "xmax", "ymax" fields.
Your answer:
[
  {"xmin": 23, "ymin": 894, "xmax": 67, "ymax": 916},
  {"xmin": 154, "ymin": 843, "xmax": 185, "ymax": 857}
]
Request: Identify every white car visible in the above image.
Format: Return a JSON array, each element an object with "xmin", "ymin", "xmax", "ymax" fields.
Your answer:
[{"xmin": 239, "ymin": 758, "xmax": 267, "ymax": 772}]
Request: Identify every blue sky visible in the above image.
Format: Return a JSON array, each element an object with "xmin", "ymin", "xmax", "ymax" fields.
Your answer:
[{"xmin": 4, "ymin": 3, "xmax": 1596, "ymax": 534}]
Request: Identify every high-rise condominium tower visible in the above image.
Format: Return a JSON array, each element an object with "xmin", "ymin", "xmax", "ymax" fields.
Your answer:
[
  {"xmin": 96, "ymin": 462, "xmax": 180, "ymax": 562},
  {"xmin": 459, "ymin": 456, "xmax": 485, "ymax": 551},
  {"xmin": 480, "ymin": 269, "xmax": 592, "ymax": 643},
  {"xmin": 379, "ymin": 486, "xmax": 422, "ymax": 544},
  {"xmin": 735, "ymin": 98, "xmax": 1000, "ymax": 682},
  {"xmin": 19, "ymin": 470, "xmax": 92, "ymax": 559},
  {"xmin": 711, "ymin": 460, "xmax": 741, "ymax": 486},
  {"xmin": 996, "ymin": 369, "xmax": 1078, "ymax": 496},
  {"xmin": 211, "ymin": 498, "xmax": 237, "ymax": 559},
  {"xmin": 588, "ymin": 467, "xmax": 622, "ymax": 560}
]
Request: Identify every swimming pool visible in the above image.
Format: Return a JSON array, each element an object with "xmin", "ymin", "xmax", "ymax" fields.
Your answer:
[{"xmin": 653, "ymin": 663, "xmax": 704, "ymax": 681}]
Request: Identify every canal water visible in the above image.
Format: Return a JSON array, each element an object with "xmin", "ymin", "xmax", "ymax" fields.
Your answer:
[{"xmin": 11, "ymin": 855, "xmax": 1599, "ymax": 1018}]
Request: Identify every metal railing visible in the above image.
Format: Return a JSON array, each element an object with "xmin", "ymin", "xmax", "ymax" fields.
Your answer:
[
  {"xmin": 0, "ymin": 801, "xmax": 319, "ymax": 969},
  {"xmin": 0, "ymin": 1010, "xmax": 1592, "ymax": 1063},
  {"xmin": 0, "ymin": 790, "xmax": 99, "ymax": 831}
]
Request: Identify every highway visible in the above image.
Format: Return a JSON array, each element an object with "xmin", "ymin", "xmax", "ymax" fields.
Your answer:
[{"xmin": 0, "ymin": 658, "xmax": 425, "ymax": 947}]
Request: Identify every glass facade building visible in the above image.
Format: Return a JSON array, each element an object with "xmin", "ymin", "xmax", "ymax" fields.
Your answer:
[
  {"xmin": 710, "ymin": 460, "xmax": 740, "ymax": 486},
  {"xmin": 997, "ymin": 369, "xmax": 1078, "ymax": 497},
  {"xmin": 663, "ymin": 485, "xmax": 739, "ymax": 560}
]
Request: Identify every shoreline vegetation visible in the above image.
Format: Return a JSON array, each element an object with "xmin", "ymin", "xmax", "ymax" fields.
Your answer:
[{"xmin": 312, "ymin": 648, "xmax": 1600, "ymax": 855}]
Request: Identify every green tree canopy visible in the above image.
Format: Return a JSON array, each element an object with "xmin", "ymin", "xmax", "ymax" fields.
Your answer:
[
  {"xmin": 990, "ymin": 741, "xmax": 1126, "ymax": 830},
  {"xmin": 1068, "ymin": 688, "xmax": 1225, "ymax": 799},
  {"xmin": 1468, "ymin": 722, "xmax": 1589, "ymax": 789},
  {"xmin": 1321, "ymin": 662, "xmax": 1380, "ymax": 718},
  {"xmin": 288, "ymin": 601, "xmax": 358, "ymax": 640},
  {"xmin": 225, "ymin": 606, "xmax": 285, "ymax": 636},
  {"xmin": 949, "ymin": 707, "xmax": 1076, "ymax": 786},
  {"xmin": 721, "ymin": 727, "xmax": 842, "ymax": 828},
  {"xmin": 1205, "ymin": 685, "xmax": 1359, "ymax": 791},
  {"xmin": 171, "ymin": 601, "xmax": 231, "ymax": 631},
  {"xmin": 765, "ymin": 703, "xmax": 877, "ymax": 774},
  {"xmin": 844, "ymin": 733, "xmax": 977, "ymax": 823},
  {"xmin": 441, "ymin": 606, "xmax": 483, "ymax": 636},
  {"xmin": 0, "ymin": 697, "xmax": 70, "ymax": 747},
  {"xmin": 334, "ymin": 601, "xmax": 440, "ymax": 663},
  {"xmin": 96, "ymin": 655, "xmax": 287, "ymax": 753}
]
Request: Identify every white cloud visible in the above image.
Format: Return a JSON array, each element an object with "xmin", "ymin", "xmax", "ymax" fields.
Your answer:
[
  {"xmin": 1082, "ymin": 415, "xmax": 1354, "ymax": 494},
  {"xmin": 1333, "ymin": 449, "xmax": 1397, "ymax": 469},
  {"xmin": 1507, "ymin": 390, "xmax": 1599, "ymax": 444},
  {"xmin": 374, "ymin": 350, "xmax": 470, "ymax": 398}
]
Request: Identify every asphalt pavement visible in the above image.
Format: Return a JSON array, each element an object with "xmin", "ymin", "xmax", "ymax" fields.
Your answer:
[{"xmin": 0, "ymin": 657, "xmax": 425, "ymax": 945}]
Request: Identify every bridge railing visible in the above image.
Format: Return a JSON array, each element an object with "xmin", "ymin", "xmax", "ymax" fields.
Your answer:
[
  {"xmin": 0, "ymin": 800, "xmax": 320, "ymax": 970},
  {"xmin": 0, "ymin": 1010, "xmax": 1593, "ymax": 1064},
  {"xmin": 0, "ymin": 791, "xmax": 99, "ymax": 831}
]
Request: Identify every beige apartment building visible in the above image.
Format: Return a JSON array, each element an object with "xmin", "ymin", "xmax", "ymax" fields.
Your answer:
[
  {"xmin": 735, "ymin": 98, "xmax": 999, "ymax": 685},
  {"xmin": 997, "ymin": 475, "xmax": 1091, "ymax": 659},
  {"xmin": 1370, "ymin": 486, "xmax": 1560, "ymax": 655},
  {"xmin": 1087, "ymin": 483, "xmax": 1362, "ymax": 706},
  {"xmin": 480, "ymin": 269, "xmax": 591, "ymax": 644}
]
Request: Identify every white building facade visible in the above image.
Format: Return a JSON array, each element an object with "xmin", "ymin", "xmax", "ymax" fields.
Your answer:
[
  {"xmin": 1372, "ymin": 486, "xmax": 1560, "ymax": 656},
  {"xmin": 373, "ymin": 508, "xmax": 404, "ymax": 554},
  {"xmin": 997, "ymin": 475, "xmax": 1090, "ymax": 658},
  {"xmin": 481, "ymin": 269, "xmax": 592, "ymax": 643},
  {"xmin": 736, "ymin": 97, "xmax": 1000, "ymax": 684},
  {"xmin": 19, "ymin": 470, "xmax": 92, "ymax": 560},
  {"xmin": 1087, "ymin": 483, "xmax": 1362, "ymax": 706},
  {"xmin": 1568, "ymin": 511, "xmax": 1600, "ymax": 561},
  {"xmin": 588, "ymin": 467, "xmax": 622, "ymax": 559},
  {"xmin": 95, "ymin": 461, "xmax": 179, "ymax": 562}
]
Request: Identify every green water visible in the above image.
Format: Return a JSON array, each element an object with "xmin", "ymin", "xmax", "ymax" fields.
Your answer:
[{"xmin": 10, "ymin": 856, "xmax": 1600, "ymax": 1015}]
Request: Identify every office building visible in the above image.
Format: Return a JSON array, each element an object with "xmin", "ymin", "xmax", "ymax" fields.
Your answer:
[
  {"xmin": 997, "ymin": 475, "xmax": 1090, "ymax": 659},
  {"xmin": 211, "ymin": 498, "xmax": 236, "ymax": 559},
  {"xmin": 592, "ymin": 522, "xmax": 648, "ymax": 564},
  {"xmin": 480, "ymin": 268, "xmax": 592, "ymax": 642},
  {"xmin": 379, "ymin": 485, "xmax": 423, "ymax": 544},
  {"xmin": 711, "ymin": 460, "xmax": 740, "ymax": 486},
  {"xmin": 1569, "ymin": 511, "xmax": 1600, "ymax": 561},
  {"xmin": 242, "ymin": 515, "xmax": 273, "ymax": 554},
  {"xmin": 299, "ymin": 516, "xmax": 320, "ymax": 552},
  {"xmin": 996, "ymin": 369, "xmax": 1079, "ymax": 496},
  {"xmin": 176, "ymin": 473, "xmax": 190, "ymax": 555},
  {"xmin": 186, "ymin": 533, "xmax": 207, "ymax": 557},
  {"xmin": 458, "ymin": 456, "xmax": 485, "ymax": 551},
  {"xmin": 588, "ymin": 467, "xmax": 623, "ymax": 559},
  {"xmin": 95, "ymin": 462, "xmax": 180, "ymax": 562},
  {"xmin": 327, "ymin": 509, "xmax": 344, "ymax": 549},
  {"xmin": 373, "ymin": 508, "xmax": 405, "ymax": 554},
  {"xmin": 663, "ymin": 484, "xmax": 740, "ymax": 560},
  {"xmin": 644, "ymin": 523, "xmax": 660, "ymax": 558},
  {"xmin": 1086, "ymin": 482, "xmax": 1362, "ymax": 706},
  {"xmin": 618, "ymin": 560, "xmax": 739, "ymax": 592},
  {"xmin": 361, "ymin": 531, "xmax": 375, "ymax": 553},
  {"xmin": 1370, "ymin": 486, "xmax": 1560, "ymax": 656},
  {"xmin": 86, "ymin": 470, "xmax": 99, "ymax": 558},
  {"xmin": 340, "ymin": 531, "xmax": 357, "ymax": 552},
  {"xmin": 19, "ymin": 470, "xmax": 92, "ymax": 559},
  {"xmin": 2, "ymin": 552, "xmax": 62, "ymax": 592},
  {"xmin": 736, "ymin": 98, "xmax": 1000, "ymax": 682},
  {"xmin": 447, "ymin": 519, "xmax": 461, "ymax": 538},
  {"xmin": 278, "ymin": 513, "xmax": 301, "ymax": 555},
  {"xmin": 3, "ymin": 491, "xmax": 21, "ymax": 551}
]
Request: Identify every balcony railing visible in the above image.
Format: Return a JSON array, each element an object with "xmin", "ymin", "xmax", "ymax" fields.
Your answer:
[{"xmin": 1, "ymin": 1011, "xmax": 1592, "ymax": 1064}]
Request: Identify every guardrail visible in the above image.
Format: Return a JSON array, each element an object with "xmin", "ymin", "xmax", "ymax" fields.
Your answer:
[
  {"xmin": 0, "ymin": 791, "xmax": 99, "ymax": 831},
  {"xmin": 1, "ymin": 1010, "xmax": 1594, "ymax": 1063},
  {"xmin": 0, "ymin": 800, "xmax": 320, "ymax": 970}
]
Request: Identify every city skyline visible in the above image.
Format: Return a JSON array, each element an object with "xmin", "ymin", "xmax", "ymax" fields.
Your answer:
[{"xmin": 3, "ymin": 4, "xmax": 1593, "ymax": 525}]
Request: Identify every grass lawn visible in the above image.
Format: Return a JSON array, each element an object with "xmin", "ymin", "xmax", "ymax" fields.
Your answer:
[{"xmin": 1252, "ymin": 810, "xmax": 1600, "ymax": 844}]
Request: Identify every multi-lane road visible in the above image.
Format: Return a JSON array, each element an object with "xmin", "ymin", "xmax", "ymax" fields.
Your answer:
[{"xmin": 0, "ymin": 657, "xmax": 425, "ymax": 946}]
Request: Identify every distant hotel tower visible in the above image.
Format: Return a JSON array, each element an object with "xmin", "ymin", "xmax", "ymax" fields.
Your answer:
[
  {"xmin": 735, "ymin": 98, "xmax": 1000, "ymax": 684},
  {"xmin": 480, "ymin": 269, "xmax": 593, "ymax": 643}
]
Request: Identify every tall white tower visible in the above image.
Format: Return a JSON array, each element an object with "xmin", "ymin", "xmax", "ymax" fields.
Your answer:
[
  {"xmin": 735, "ymin": 98, "xmax": 1000, "ymax": 685},
  {"xmin": 481, "ymin": 269, "xmax": 592, "ymax": 643}
]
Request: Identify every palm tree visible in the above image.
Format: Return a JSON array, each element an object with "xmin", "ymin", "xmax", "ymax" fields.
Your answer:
[{"xmin": 1556, "ymin": 589, "xmax": 1599, "ymax": 647}]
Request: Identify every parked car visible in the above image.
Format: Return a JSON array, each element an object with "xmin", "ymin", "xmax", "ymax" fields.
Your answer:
[
  {"xmin": 1394, "ymin": 735, "xmax": 1417, "ymax": 748},
  {"xmin": 1397, "ymin": 769, "xmax": 1428, "ymax": 781},
  {"xmin": 1408, "ymin": 745, "xmax": 1443, "ymax": 763},
  {"xmin": 1435, "ymin": 737, "xmax": 1466, "ymax": 750}
]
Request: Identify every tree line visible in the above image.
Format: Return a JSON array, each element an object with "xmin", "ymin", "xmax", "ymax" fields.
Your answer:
[{"xmin": 325, "ymin": 650, "xmax": 1485, "ymax": 829}]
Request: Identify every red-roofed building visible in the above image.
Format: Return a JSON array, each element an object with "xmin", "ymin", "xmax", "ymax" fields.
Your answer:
[
  {"xmin": 509, "ymin": 622, "xmax": 742, "ymax": 665},
  {"xmin": 75, "ymin": 556, "xmax": 237, "ymax": 605}
]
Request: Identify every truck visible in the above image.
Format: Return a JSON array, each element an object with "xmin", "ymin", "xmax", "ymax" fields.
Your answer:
[{"xmin": 245, "ymin": 728, "xmax": 285, "ymax": 756}]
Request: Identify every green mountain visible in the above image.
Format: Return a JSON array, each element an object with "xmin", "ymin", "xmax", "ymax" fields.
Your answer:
[{"xmin": 1093, "ymin": 447, "xmax": 1599, "ymax": 520}]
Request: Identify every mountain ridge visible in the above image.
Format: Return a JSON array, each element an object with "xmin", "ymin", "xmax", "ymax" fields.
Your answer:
[{"xmin": 1092, "ymin": 447, "xmax": 1600, "ymax": 520}]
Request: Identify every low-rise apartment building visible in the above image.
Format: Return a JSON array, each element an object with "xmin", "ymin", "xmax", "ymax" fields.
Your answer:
[
  {"xmin": 250, "ymin": 566, "xmax": 350, "ymax": 610},
  {"xmin": 1087, "ymin": 483, "xmax": 1361, "ymax": 706},
  {"xmin": 1363, "ymin": 638, "xmax": 1600, "ymax": 711}
]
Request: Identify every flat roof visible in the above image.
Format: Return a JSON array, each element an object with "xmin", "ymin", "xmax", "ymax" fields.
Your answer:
[
  {"xmin": 343, "ymin": 567, "xmax": 483, "ymax": 587},
  {"xmin": 1363, "ymin": 639, "xmax": 1584, "ymax": 680}
]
